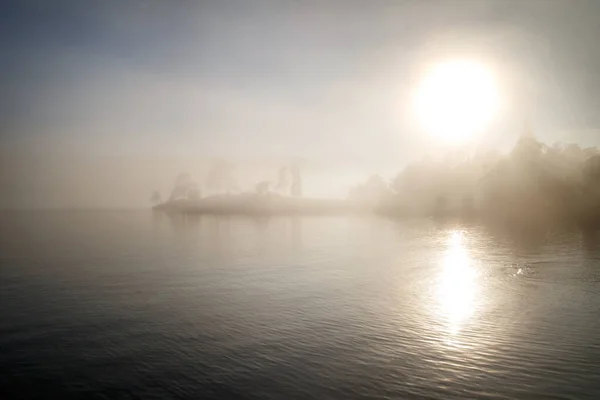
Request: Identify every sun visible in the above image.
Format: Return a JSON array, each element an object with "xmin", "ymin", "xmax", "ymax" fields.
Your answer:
[{"xmin": 413, "ymin": 60, "xmax": 499, "ymax": 143}]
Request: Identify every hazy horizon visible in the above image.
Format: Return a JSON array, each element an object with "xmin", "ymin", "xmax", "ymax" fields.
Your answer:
[{"xmin": 3, "ymin": 0, "xmax": 600, "ymax": 208}]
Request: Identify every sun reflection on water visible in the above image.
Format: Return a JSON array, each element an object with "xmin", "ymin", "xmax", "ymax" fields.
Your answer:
[{"xmin": 436, "ymin": 231, "xmax": 479, "ymax": 334}]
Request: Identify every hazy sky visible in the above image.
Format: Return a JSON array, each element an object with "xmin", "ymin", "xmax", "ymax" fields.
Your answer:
[{"xmin": 2, "ymin": 0, "xmax": 600, "ymax": 208}]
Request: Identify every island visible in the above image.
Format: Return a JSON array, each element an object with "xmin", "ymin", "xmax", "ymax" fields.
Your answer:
[{"xmin": 152, "ymin": 162, "xmax": 365, "ymax": 216}]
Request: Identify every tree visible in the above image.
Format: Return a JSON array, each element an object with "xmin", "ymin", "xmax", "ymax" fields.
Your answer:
[
  {"xmin": 290, "ymin": 164, "xmax": 302, "ymax": 197},
  {"xmin": 348, "ymin": 174, "xmax": 391, "ymax": 206},
  {"xmin": 170, "ymin": 173, "xmax": 192, "ymax": 201},
  {"xmin": 206, "ymin": 159, "xmax": 238, "ymax": 194},
  {"xmin": 186, "ymin": 184, "xmax": 201, "ymax": 200},
  {"xmin": 255, "ymin": 180, "xmax": 271, "ymax": 196},
  {"xmin": 169, "ymin": 173, "xmax": 200, "ymax": 201},
  {"xmin": 275, "ymin": 167, "xmax": 289, "ymax": 194},
  {"xmin": 150, "ymin": 190, "xmax": 162, "ymax": 205}
]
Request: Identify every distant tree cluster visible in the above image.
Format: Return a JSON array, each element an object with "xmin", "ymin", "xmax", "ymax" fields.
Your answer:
[
  {"xmin": 253, "ymin": 163, "xmax": 302, "ymax": 197},
  {"xmin": 477, "ymin": 136, "xmax": 600, "ymax": 227},
  {"xmin": 205, "ymin": 159, "xmax": 238, "ymax": 194},
  {"xmin": 152, "ymin": 161, "xmax": 305, "ymax": 206},
  {"xmin": 355, "ymin": 129, "xmax": 600, "ymax": 227},
  {"xmin": 169, "ymin": 172, "xmax": 200, "ymax": 201},
  {"xmin": 348, "ymin": 175, "xmax": 393, "ymax": 206}
]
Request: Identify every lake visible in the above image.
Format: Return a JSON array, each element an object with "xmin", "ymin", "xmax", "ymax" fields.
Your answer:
[{"xmin": 2, "ymin": 211, "xmax": 600, "ymax": 399}]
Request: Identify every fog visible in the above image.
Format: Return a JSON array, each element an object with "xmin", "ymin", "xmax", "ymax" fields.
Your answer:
[
  {"xmin": 2, "ymin": 1, "xmax": 600, "ymax": 209},
  {"xmin": 0, "ymin": 150, "xmax": 396, "ymax": 209}
]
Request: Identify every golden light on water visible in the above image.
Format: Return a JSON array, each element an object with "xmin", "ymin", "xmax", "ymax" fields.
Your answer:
[
  {"xmin": 436, "ymin": 231, "xmax": 478, "ymax": 334},
  {"xmin": 414, "ymin": 60, "xmax": 499, "ymax": 143}
]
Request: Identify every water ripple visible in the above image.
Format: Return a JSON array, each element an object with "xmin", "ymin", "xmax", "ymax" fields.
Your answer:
[{"xmin": 2, "ymin": 212, "xmax": 600, "ymax": 399}]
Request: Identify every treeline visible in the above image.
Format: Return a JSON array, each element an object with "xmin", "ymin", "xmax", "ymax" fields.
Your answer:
[
  {"xmin": 349, "ymin": 134, "xmax": 600, "ymax": 227},
  {"xmin": 152, "ymin": 160, "xmax": 305, "ymax": 205}
]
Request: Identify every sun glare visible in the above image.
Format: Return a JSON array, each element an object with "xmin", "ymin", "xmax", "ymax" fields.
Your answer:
[
  {"xmin": 437, "ymin": 230, "xmax": 478, "ymax": 334},
  {"xmin": 414, "ymin": 60, "xmax": 499, "ymax": 143}
]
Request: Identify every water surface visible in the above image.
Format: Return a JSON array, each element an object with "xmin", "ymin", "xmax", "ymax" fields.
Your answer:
[{"xmin": 2, "ymin": 211, "xmax": 600, "ymax": 399}]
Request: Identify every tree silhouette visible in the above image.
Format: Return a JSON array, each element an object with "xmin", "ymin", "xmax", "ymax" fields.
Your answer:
[
  {"xmin": 380, "ymin": 120, "xmax": 600, "ymax": 224},
  {"xmin": 170, "ymin": 173, "xmax": 191, "ymax": 201},
  {"xmin": 206, "ymin": 159, "xmax": 238, "ymax": 194},
  {"xmin": 348, "ymin": 174, "xmax": 391, "ymax": 206},
  {"xmin": 275, "ymin": 167, "xmax": 290, "ymax": 194},
  {"xmin": 255, "ymin": 180, "xmax": 271, "ymax": 196},
  {"xmin": 150, "ymin": 190, "xmax": 162, "ymax": 205},
  {"xmin": 169, "ymin": 173, "xmax": 200, "ymax": 201},
  {"xmin": 290, "ymin": 164, "xmax": 302, "ymax": 197},
  {"xmin": 186, "ymin": 183, "xmax": 201, "ymax": 200}
]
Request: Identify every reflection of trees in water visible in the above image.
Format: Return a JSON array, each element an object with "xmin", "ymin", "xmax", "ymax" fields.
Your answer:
[
  {"xmin": 168, "ymin": 213, "xmax": 201, "ymax": 246},
  {"xmin": 159, "ymin": 213, "xmax": 307, "ymax": 259},
  {"xmin": 204, "ymin": 215, "xmax": 233, "ymax": 261},
  {"xmin": 485, "ymin": 224, "xmax": 550, "ymax": 255},
  {"xmin": 253, "ymin": 216, "xmax": 270, "ymax": 231},
  {"xmin": 169, "ymin": 213, "xmax": 199, "ymax": 233},
  {"xmin": 164, "ymin": 214, "xmax": 239, "ymax": 261},
  {"xmin": 483, "ymin": 222, "xmax": 600, "ymax": 262},
  {"xmin": 579, "ymin": 229, "xmax": 600, "ymax": 282},
  {"xmin": 241, "ymin": 216, "xmax": 304, "ymax": 257},
  {"xmin": 152, "ymin": 210, "xmax": 164, "ymax": 229},
  {"xmin": 158, "ymin": 213, "xmax": 203, "ymax": 258},
  {"xmin": 168, "ymin": 213, "xmax": 184, "ymax": 234},
  {"xmin": 291, "ymin": 216, "xmax": 302, "ymax": 253},
  {"xmin": 582, "ymin": 228, "xmax": 600, "ymax": 255},
  {"xmin": 252, "ymin": 216, "xmax": 271, "ymax": 256}
]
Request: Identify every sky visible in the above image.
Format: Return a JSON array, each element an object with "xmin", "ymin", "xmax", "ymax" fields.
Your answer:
[{"xmin": 2, "ymin": 0, "xmax": 600, "ymax": 208}]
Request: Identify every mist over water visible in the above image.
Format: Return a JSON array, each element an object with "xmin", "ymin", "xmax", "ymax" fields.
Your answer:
[
  {"xmin": 4, "ymin": 1, "xmax": 600, "ymax": 210},
  {"xmin": 2, "ymin": 211, "xmax": 600, "ymax": 399},
  {"xmin": 4, "ymin": 1, "xmax": 600, "ymax": 398}
]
